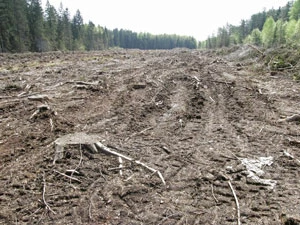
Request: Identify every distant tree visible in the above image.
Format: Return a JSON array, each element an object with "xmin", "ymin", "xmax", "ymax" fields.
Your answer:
[
  {"xmin": 239, "ymin": 20, "xmax": 247, "ymax": 41},
  {"xmin": 279, "ymin": 2, "xmax": 292, "ymax": 21},
  {"xmin": 285, "ymin": 19, "xmax": 297, "ymax": 43},
  {"xmin": 289, "ymin": 0, "xmax": 300, "ymax": 20},
  {"xmin": 293, "ymin": 19, "xmax": 300, "ymax": 44},
  {"xmin": 85, "ymin": 21, "xmax": 95, "ymax": 50},
  {"xmin": 72, "ymin": 9, "xmax": 84, "ymax": 50},
  {"xmin": 261, "ymin": 16, "xmax": 276, "ymax": 47},
  {"xmin": 216, "ymin": 26, "xmax": 230, "ymax": 47},
  {"xmin": 249, "ymin": 11, "xmax": 267, "ymax": 31},
  {"xmin": 274, "ymin": 19, "xmax": 286, "ymax": 46},
  {"xmin": 62, "ymin": 8, "xmax": 73, "ymax": 50},
  {"xmin": 28, "ymin": 0, "xmax": 46, "ymax": 51},
  {"xmin": 113, "ymin": 28, "xmax": 120, "ymax": 46},
  {"xmin": 44, "ymin": 0, "xmax": 58, "ymax": 50},
  {"xmin": 249, "ymin": 28, "xmax": 262, "ymax": 46}
]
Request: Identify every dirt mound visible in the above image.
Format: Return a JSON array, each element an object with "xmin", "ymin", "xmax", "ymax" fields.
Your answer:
[{"xmin": 1, "ymin": 49, "xmax": 300, "ymax": 224}]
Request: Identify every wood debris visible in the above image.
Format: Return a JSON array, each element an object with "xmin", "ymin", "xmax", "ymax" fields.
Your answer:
[{"xmin": 53, "ymin": 133, "xmax": 166, "ymax": 185}]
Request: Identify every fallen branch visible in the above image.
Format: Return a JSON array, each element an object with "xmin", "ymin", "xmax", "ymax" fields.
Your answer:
[
  {"xmin": 52, "ymin": 133, "xmax": 166, "ymax": 185},
  {"xmin": 211, "ymin": 184, "xmax": 219, "ymax": 203},
  {"xmin": 279, "ymin": 114, "xmax": 300, "ymax": 122},
  {"xmin": 53, "ymin": 170, "xmax": 81, "ymax": 183},
  {"xmin": 69, "ymin": 144, "xmax": 83, "ymax": 183},
  {"xmin": 125, "ymin": 127, "xmax": 154, "ymax": 141},
  {"xmin": 95, "ymin": 142, "xmax": 166, "ymax": 185},
  {"xmin": 66, "ymin": 81, "xmax": 98, "ymax": 86},
  {"xmin": 228, "ymin": 181, "xmax": 241, "ymax": 225},
  {"xmin": 49, "ymin": 118, "xmax": 54, "ymax": 131},
  {"xmin": 28, "ymin": 94, "xmax": 50, "ymax": 101},
  {"xmin": 247, "ymin": 44, "xmax": 264, "ymax": 56},
  {"xmin": 192, "ymin": 76, "xmax": 201, "ymax": 88},
  {"xmin": 42, "ymin": 174, "xmax": 56, "ymax": 214},
  {"xmin": 118, "ymin": 156, "xmax": 123, "ymax": 176}
]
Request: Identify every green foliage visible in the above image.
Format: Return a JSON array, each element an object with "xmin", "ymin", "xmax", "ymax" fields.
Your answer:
[
  {"xmin": 249, "ymin": 28, "xmax": 262, "ymax": 46},
  {"xmin": 0, "ymin": 0, "xmax": 198, "ymax": 52},
  {"xmin": 0, "ymin": 0, "xmax": 30, "ymax": 52},
  {"xmin": 28, "ymin": 0, "xmax": 45, "ymax": 51},
  {"xmin": 203, "ymin": 1, "xmax": 296, "ymax": 49},
  {"xmin": 261, "ymin": 17, "xmax": 276, "ymax": 47},
  {"xmin": 289, "ymin": 0, "xmax": 300, "ymax": 20},
  {"xmin": 44, "ymin": 0, "xmax": 58, "ymax": 50},
  {"xmin": 293, "ymin": 19, "xmax": 300, "ymax": 43},
  {"xmin": 274, "ymin": 19, "xmax": 286, "ymax": 45},
  {"xmin": 285, "ymin": 19, "xmax": 297, "ymax": 42}
]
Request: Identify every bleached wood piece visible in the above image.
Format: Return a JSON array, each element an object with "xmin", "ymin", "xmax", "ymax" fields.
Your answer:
[
  {"xmin": 53, "ymin": 170, "xmax": 81, "ymax": 183},
  {"xmin": 42, "ymin": 174, "xmax": 56, "ymax": 214},
  {"xmin": 228, "ymin": 181, "xmax": 241, "ymax": 225},
  {"xmin": 52, "ymin": 133, "xmax": 166, "ymax": 185},
  {"xmin": 66, "ymin": 81, "xmax": 98, "ymax": 86},
  {"xmin": 95, "ymin": 142, "xmax": 166, "ymax": 185},
  {"xmin": 28, "ymin": 94, "xmax": 49, "ymax": 101}
]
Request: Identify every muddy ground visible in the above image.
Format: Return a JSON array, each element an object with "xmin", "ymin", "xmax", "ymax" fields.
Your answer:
[{"xmin": 0, "ymin": 47, "xmax": 300, "ymax": 224}]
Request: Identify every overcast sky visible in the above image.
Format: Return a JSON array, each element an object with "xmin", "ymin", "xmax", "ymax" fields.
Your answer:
[{"xmin": 41, "ymin": 0, "xmax": 290, "ymax": 41}]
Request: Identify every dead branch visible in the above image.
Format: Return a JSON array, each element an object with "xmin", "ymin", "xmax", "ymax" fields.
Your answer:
[
  {"xmin": 228, "ymin": 181, "xmax": 241, "ymax": 225},
  {"xmin": 211, "ymin": 184, "xmax": 219, "ymax": 203},
  {"xmin": 192, "ymin": 76, "xmax": 201, "ymax": 88},
  {"xmin": 0, "ymin": 95, "xmax": 13, "ymax": 99},
  {"xmin": 28, "ymin": 94, "xmax": 50, "ymax": 101},
  {"xmin": 69, "ymin": 144, "xmax": 83, "ymax": 182},
  {"xmin": 118, "ymin": 156, "xmax": 123, "ymax": 176},
  {"xmin": 52, "ymin": 133, "xmax": 166, "ymax": 185},
  {"xmin": 95, "ymin": 142, "xmax": 166, "ymax": 185},
  {"xmin": 125, "ymin": 127, "xmax": 154, "ymax": 141},
  {"xmin": 49, "ymin": 118, "xmax": 54, "ymax": 131},
  {"xmin": 53, "ymin": 170, "xmax": 81, "ymax": 183},
  {"xmin": 247, "ymin": 44, "xmax": 264, "ymax": 56},
  {"xmin": 281, "ymin": 114, "xmax": 300, "ymax": 122},
  {"xmin": 66, "ymin": 81, "xmax": 98, "ymax": 86},
  {"xmin": 42, "ymin": 174, "xmax": 56, "ymax": 214}
]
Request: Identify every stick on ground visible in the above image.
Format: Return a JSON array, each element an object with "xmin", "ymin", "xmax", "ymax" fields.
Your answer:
[
  {"xmin": 95, "ymin": 142, "xmax": 166, "ymax": 185},
  {"xmin": 42, "ymin": 174, "xmax": 56, "ymax": 214},
  {"xmin": 228, "ymin": 181, "xmax": 241, "ymax": 225}
]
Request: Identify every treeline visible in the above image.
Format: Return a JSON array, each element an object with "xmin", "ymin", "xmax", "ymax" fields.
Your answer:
[
  {"xmin": 201, "ymin": 0, "xmax": 300, "ymax": 49},
  {"xmin": 0, "ymin": 0, "xmax": 197, "ymax": 52}
]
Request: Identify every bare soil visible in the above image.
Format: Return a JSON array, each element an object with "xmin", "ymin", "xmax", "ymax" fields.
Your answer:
[{"xmin": 0, "ymin": 48, "xmax": 300, "ymax": 224}]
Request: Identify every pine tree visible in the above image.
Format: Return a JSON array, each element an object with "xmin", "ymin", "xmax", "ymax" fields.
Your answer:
[
  {"xmin": 0, "ymin": 0, "xmax": 29, "ymax": 52},
  {"xmin": 44, "ymin": 0, "xmax": 58, "ymax": 50},
  {"xmin": 28, "ymin": 0, "xmax": 45, "ymax": 51},
  {"xmin": 62, "ymin": 8, "xmax": 73, "ymax": 50},
  {"xmin": 113, "ymin": 28, "xmax": 120, "ymax": 47},
  {"xmin": 85, "ymin": 21, "xmax": 95, "ymax": 50},
  {"xmin": 72, "ymin": 9, "xmax": 84, "ymax": 50}
]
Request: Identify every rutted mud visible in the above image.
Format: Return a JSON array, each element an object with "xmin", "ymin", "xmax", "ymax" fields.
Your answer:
[{"xmin": 0, "ymin": 49, "xmax": 300, "ymax": 224}]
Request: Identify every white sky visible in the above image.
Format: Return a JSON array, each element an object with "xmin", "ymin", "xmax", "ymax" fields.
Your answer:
[{"xmin": 41, "ymin": 0, "xmax": 290, "ymax": 41}]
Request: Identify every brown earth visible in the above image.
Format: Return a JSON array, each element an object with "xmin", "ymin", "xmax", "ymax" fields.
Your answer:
[{"xmin": 0, "ymin": 48, "xmax": 300, "ymax": 225}]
